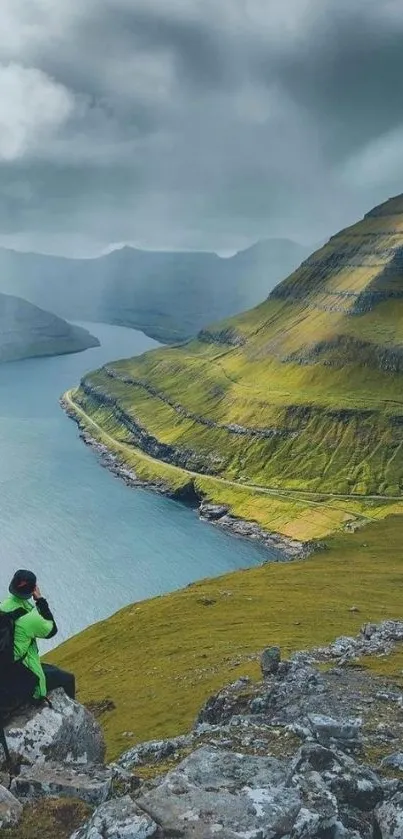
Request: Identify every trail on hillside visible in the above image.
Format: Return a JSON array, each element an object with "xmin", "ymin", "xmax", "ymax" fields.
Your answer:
[{"xmin": 63, "ymin": 390, "xmax": 403, "ymax": 529}]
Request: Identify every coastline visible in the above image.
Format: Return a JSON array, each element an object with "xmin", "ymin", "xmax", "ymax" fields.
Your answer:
[{"xmin": 60, "ymin": 394, "xmax": 316, "ymax": 563}]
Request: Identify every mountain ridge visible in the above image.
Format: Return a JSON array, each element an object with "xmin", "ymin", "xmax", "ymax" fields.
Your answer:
[
  {"xmin": 0, "ymin": 238, "xmax": 309, "ymax": 343},
  {"xmin": 65, "ymin": 193, "xmax": 403, "ymax": 541}
]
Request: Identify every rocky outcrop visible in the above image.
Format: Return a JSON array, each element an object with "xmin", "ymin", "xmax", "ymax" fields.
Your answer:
[
  {"xmin": 4, "ymin": 625, "xmax": 403, "ymax": 837},
  {"xmin": 198, "ymin": 327, "xmax": 246, "ymax": 347},
  {"xmin": 137, "ymin": 746, "xmax": 301, "ymax": 838},
  {"xmin": 199, "ymin": 502, "xmax": 313, "ymax": 559},
  {"xmin": 285, "ymin": 333, "xmax": 403, "ymax": 374},
  {"xmin": 1, "ymin": 689, "xmax": 105, "ymax": 767}
]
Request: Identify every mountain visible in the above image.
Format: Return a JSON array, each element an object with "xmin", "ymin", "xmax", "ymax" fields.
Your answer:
[
  {"xmin": 0, "ymin": 293, "xmax": 99, "ymax": 362},
  {"xmin": 67, "ymin": 194, "xmax": 403, "ymax": 541},
  {"xmin": 0, "ymin": 239, "xmax": 309, "ymax": 343}
]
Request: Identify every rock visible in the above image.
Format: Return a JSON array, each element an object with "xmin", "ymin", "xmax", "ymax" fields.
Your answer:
[
  {"xmin": 291, "ymin": 742, "xmax": 384, "ymax": 818},
  {"xmin": 85, "ymin": 698, "xmax": 116, "ymax": 718},
  {"xmin": 307, "ymin": 714, "xmax": 362, "ymax": 748},
  {"xmin": 137, "ymin": 746, "xmax": 301, "ymax": 838},
  {"xmin": 107, "ymin": 764, "xmax": 141, "ymax": 796},
  {"xmin": 376, "ymin": 792, "xmax": 403, "ymax": 838},
  {"xmin": 117, "ymin": 734, "xmax": 193, "ymax": 771},
  {"xmin": 382, "ymin": 753, "xmax": 403, "ymax": 771},
  {"xmin": 199, "ymin": 503, "xmax": 229, "ymax": 521},
  {"xmin": 70, "ymin": 795, "xmax": 159, "ymax": 839},
  {"xmin": 0, "ymin": 784, "xmax": 23, "ymax": 829},
  {"xmin": 1, "ymin": 689, "xmax": 105, "ymax": 767},
  {"xmin": 361, "ymin": 623, "xmax": 377, "ymax": 640},
  {"xmin": 261, "ymin": 646, "xmax": 281, "ymax": 677},
  {"xmin": 11, "ymin": 763, "xmax": 113, "ymax": 806},
  {"xmin": 196, "ymin": 680, "xmax": 254, "ymax": 727}
]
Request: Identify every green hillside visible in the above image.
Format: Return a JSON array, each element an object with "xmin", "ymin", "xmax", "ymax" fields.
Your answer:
[
  {"xmin": 50, "ymin": 514, "xmax": 403, "ymax": 760},
  {"xmin": 67, "ymin": 194, "xmax": 403, "ymax": 540}
]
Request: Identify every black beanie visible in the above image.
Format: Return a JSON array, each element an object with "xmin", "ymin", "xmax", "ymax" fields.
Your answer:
[{"xmin": 9, "ymin": 570, "xmax": 37, "ymax": 600}]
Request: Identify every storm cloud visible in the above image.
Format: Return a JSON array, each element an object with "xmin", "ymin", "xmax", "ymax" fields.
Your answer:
[{"xmin": 0, "ymin": 0, "xmax": 403, "ymax": 255}]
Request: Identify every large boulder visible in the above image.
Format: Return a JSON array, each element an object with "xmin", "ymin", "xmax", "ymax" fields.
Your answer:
[
  {"xmin": 0, "ymin": 690, "xmax": 105, "ymax": 767},
  {"xmin": 137, "ymin": 746, "xmax": 301, "ymax": 838},
  {"xmin": 376, "ymin": 793, "xmax": 403, "ymax": 839},
  {"xmin": 11, "ymin": 762, "xmax": 113, "ymax": 806},
  {"xmin": 70, "ymin": 796, "xmax": 159, "ymax": 839},
  {"xmin": 0, "ymin": 784, "xmax": 23, "ymax": 829}
]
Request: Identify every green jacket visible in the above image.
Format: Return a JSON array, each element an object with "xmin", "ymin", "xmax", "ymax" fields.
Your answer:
[{"xmin": 0, "ymin": 595, "xmax": 54, "ymax": 698}]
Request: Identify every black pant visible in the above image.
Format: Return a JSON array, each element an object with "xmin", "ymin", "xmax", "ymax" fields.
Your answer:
[{"xmin": 42, "ymin": 664, "xmax": 76, "ymax": 700}]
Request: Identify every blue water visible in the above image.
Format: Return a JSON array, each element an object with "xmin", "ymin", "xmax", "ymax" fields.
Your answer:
[{"xmin": 0, "ymin": 323, "xmax": 276, "ymax": 646}]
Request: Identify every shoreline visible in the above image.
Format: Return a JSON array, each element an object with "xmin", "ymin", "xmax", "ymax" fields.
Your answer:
[{"xmin": 60, "ymin": 394, "xmax": 316, "ymax": 563}]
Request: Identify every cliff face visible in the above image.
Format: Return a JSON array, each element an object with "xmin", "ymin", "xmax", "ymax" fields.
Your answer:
[
  {"xmin": 68, "ymin": 194, "xmax": 403, "ymax": 539},
  {"xmin": 0, "ymin": 294, "xmax": 99, "ymax": 362}
]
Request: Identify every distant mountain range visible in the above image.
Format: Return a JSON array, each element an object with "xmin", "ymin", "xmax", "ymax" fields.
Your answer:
[
  {"xmin": 0, "ymin": 293, "xmax": 99, "ymax": 363},
  {"xmin": 0, "ymin": 239, "xmax": 309, "ymax": 342}
]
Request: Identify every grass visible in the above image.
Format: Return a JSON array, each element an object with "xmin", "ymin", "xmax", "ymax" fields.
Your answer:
[
  {"xmin": 0, "ymin": 799, "xmax": 91, "ymax": 839},
  {"xmin": 49, "ymin": 513, "xmax": 403, "ymax": 761}
]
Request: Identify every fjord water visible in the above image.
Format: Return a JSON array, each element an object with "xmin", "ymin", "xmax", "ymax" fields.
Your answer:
[{"xmin": 0, "ymin": 323, "xmax": 274, "ymax": 646}]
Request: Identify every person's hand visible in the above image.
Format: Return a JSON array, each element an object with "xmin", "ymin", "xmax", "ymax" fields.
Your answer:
[{"xmin": 32, "ymin": 585, "xmax": 42, "ymax": 602}]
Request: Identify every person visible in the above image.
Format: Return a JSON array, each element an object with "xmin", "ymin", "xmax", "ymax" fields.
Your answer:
[{"xmin": 0, "ymin": 569, "xmax": 75, "ymax": 702}]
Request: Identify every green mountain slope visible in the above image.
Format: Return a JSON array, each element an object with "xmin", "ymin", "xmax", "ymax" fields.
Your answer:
[
  {"xmin": 68, "ymin": 195, "xmax": 403, "ymax": 539},
  {"xmin": 0, "ymin": 293, "xmax": 99, "ymax": 362}
]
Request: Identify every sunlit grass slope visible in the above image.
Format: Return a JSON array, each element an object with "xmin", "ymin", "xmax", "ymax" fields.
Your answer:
[
  {"xmin": 50, "ymin": 514, "xmax": 403, "ymax": 759},
  {"xmin": 71, "ymin": 194, "xmax": 403, "ymax": 538}
]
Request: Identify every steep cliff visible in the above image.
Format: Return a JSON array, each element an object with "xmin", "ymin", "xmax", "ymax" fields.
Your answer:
[
  {"xmin": 0, "ymin": 294, "xmax": 99, "ymax": 362},
  {"xmin": 67, "ymin": 195, "xmax": 403, "ymax": 540}
]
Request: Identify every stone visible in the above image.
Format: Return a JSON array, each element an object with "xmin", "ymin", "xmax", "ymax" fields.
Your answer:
[
  {"xmin": 0, "ymin": 784, "xmax": 23, "ymax": 829},
  {"xmin": 307, "ymin": 714, "xmax": 362, "ymax": 748},
  {"xmin": 360, "ymin": 623, "xmax": 377, "ymax": 640},
  {"xmin": 289, "ymin": 741, "xmax": 384, "ymax": 837},
  {"xmin": 11, "ymin": 763, "xmax": 113, "ymax": 806},
  {"xmin": 376, "ymin": 792, "xmax": 403, "ymax": 838},
  {"xmin": 382, "ymin": 753, "xmax": 403, "ymax": 771},
  {"xmin": 261, "ymin": 646, "xmax": 281, "ymax": 677},
  {"xmin": 70, "ymin": 796, "xmax": 159, "ymax": 839},
  {"xmin": 199, "ymin": 503, "xmax": 229, "ymax": 521},
  {"xmin": 1, "ymin": 689, "xmax": 105, "ymax": 767},
  {"xmin": 137, "ymin": 746, "xmax": 301, "ymax": 838},
  {"xmin": 118, "ymin": 734, "xmax": 192, "ymax": 770}
]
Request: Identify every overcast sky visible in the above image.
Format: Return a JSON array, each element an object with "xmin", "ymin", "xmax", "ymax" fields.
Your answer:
[{"xmin": 0, "ymin": 0, "xmax": 403, "ymax": 256}]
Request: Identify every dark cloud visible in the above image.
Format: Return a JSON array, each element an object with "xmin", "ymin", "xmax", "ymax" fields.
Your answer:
[{"xmin": 0, "ymin": 0, "xmax": 402, "ymax": 255}]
